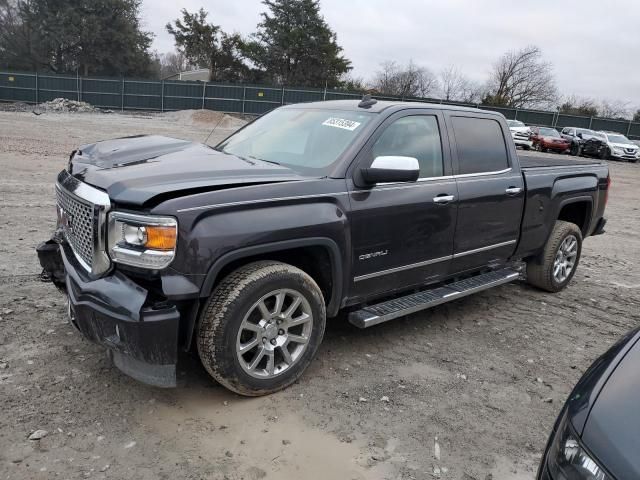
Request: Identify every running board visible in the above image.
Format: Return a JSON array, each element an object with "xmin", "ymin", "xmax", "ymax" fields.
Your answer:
[{"xmin": 349, "ymin": 268, "xmax": 521, "ymax": 328}]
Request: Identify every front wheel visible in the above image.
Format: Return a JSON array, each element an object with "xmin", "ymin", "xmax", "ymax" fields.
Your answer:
[
  {"xmin": 599, "ymin": 147, "xmax": 610, "ymax": 160},
  {"xmin": 197, "ymin": 261, "xmax": 326, "ymax": 396},
  {"xmin": 526, "ymin": 220, "xmax": 582, "ymax": 293},
  {"xmin": 570, "ymin": 143, "xmax": 581, "ymax": 156}
]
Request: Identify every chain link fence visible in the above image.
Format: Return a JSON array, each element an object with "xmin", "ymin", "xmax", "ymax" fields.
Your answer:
[{"xmin": 1, "ymin": 69, "xmax": 638, "ymax": 139}]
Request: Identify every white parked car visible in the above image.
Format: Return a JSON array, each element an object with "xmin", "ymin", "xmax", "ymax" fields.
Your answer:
[
  {"xmin": 506, "ymin": 120, "xmax": 532, "ymax": 150},
  {"xmin": 599, "ymin": 131, "xmax": 640, "ymax": 162}
]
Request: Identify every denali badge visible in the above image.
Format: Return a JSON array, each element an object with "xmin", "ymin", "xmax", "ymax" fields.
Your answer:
[{"xmin": 359, "ymin": 250, "xmax": 388, "ymax": 261}]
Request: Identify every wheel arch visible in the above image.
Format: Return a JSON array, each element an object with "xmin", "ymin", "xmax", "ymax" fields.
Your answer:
[
  {"xmin": 200, "ymin": 238, "xmax": 344, "ymax": 317},
  {"xmin": 556, "ymin": 196, "xmax": 593, "ymax": 237}
]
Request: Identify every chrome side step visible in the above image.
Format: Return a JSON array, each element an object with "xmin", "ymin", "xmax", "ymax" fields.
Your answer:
[{"xmin": 348, "ymin": 268, "xmax": 521, "ymax": 328}]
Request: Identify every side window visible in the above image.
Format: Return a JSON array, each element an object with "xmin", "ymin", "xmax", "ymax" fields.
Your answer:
[
  {"xmin": 451, "ymin": 116, "xmax": 509, "ymax": 175},
  {"xmin": 371, "ymin": 115, "xmax": 444, "ymax": 178},
  {"xmin": 561, "ymin": 128, "xmax": 568, "ymax": 134}
]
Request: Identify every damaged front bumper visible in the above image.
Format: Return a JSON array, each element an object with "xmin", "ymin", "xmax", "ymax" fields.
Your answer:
[{"xmin": 36, "ymin": 238, "xmax": 181, "ymax": 387}]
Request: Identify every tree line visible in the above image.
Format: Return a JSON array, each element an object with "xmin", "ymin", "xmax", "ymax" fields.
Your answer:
[{"xmin": 1, "ymin": 0, "xmax": 637, "ymax": 121}]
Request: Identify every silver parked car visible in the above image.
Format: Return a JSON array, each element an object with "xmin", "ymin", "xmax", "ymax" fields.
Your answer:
[{"xmin": 506, "ymin": 120, "xmax": 533, "ymax": 150}]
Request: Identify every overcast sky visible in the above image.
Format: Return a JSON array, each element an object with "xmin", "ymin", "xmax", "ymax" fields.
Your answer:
[{"xmin": 142, "ymin": 0, "xmax": 640, "ymax": 110}]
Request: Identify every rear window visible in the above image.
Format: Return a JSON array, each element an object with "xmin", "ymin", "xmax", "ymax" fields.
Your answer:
[{"xmin": 452, "ymin": 117, "xmax": 510, "ymax": 175}]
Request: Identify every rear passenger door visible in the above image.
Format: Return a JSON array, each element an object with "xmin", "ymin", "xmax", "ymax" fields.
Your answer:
[{"xmin": 446, "ymin": 113, "xmax": 525, "ymax": 274}]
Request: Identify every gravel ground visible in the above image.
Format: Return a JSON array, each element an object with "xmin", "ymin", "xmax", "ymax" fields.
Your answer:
[{"xmin": 1, "ymin": 110, "xmax": 639, "ymax": 480}]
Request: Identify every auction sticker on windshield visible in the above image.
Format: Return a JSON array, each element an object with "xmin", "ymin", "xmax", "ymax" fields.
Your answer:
[{"xmin": 322, "ymin": 118, "xmax": 362, "ymax": 131}]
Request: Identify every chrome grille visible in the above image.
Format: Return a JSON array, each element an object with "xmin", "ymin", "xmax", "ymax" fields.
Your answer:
[
  {"xmin": 56, "ymin": 186, "xmax": 95, "ymax": 268},
  {"xmin": 55, "ymin": 169, "xmax": 111, "ymax": 275}
]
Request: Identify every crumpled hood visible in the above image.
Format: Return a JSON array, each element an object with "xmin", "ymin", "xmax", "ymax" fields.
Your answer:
[{"xmin": 69, "ymin": 135, "xmax": 310, "ymax": 206}]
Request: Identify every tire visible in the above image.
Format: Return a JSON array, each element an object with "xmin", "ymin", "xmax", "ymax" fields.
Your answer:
[
  {"xmin": 197, "ymin": 261, "xmax": 326, "ymax": 396},
  {"xmin": 522, "ymin": 145, "xmax": 531, "ymax": 151},
  {"xmin": 599, "ymin": 147, "xmax": 609, "ymax": 160},
  {"xmin": 526, "ymin": 220, "xmax": 582, "ymax": 293},
  {"xmin": 570, "ymin": 143, "xmax": 580, "ymax": 156}
]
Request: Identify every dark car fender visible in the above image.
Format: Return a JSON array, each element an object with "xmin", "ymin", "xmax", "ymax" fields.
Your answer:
[
  {"xmin": 200, "ymin": 236, "xmax": 345, "ymax": 314},
  {"xmin": 517, "ymin": 173, "xmax": 599, "ymax": 259}
]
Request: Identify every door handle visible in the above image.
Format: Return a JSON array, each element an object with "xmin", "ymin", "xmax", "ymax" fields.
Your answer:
[
  {"xmin": 505, "ymin": 187, "xmax": 522, "ymax": 195},
  {"xmin": 433, "ymin": 194, "xmax": 455, "ymax": 204}
]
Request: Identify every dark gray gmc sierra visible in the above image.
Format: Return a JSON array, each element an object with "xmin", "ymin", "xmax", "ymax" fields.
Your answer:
[{"xmin": 37, "ymin": 98, "xmax": 609, "ymax": 396}]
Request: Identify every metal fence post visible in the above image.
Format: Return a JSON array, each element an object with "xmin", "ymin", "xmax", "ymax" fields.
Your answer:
[
  {"xmin": 35, "ymin": 71, "xmax": 39, "ymax": 104},
  {"xmin": 588, "ymin": 117, "xmax": 593, "ymax": 129},
  {"xmin": 514, "ymin": 108, "xmax": 518, "ymax": 120},
  {"xmin": 201, "ymin": 81, "xmax": 207, "ymax": 109},
  {"xmin": 161, "ymin": 80, "xmax": 164, "ymax": 112},
  {"xmin": 76, "ymin": 71, "xmax": 80, "ymax": 101},
  {"xmin": 121, "ymin": 77, "xmax": 125, "ymax": 111},
  {"xmin": 281, "ymin": 86, "xmax": 285, "ymax": 105},
  {"xmin": 79, "ymin": 76, "xmax": 83, "ymax": 102},
  {"xmin": 242, "ymin": 86, "xmax": 246, "ymax": 114},
  {"xmin": 626, "ymin": 120, "xmax": 632, "ymax": 136}
]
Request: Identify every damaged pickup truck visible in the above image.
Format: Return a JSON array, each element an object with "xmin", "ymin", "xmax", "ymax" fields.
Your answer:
[{"xmin": 38, "ymin": 98, "xmax": 610, "ymax": 396}]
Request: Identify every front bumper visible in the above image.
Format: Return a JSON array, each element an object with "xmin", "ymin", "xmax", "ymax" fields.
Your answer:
[
  {"xmin": 37, "ymin": 239, "xmax": 181, "ymax": 387},
  {"xmin": 610, "ymin": 150, "xmax": 639, "ymax": 160},
  {"xmin": 514, "ymin": 138, "xmax": 533, "ymax": 148}
]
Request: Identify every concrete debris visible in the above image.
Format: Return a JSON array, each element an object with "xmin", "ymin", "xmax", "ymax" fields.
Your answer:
[
  {"xmin": 28, "ymin": 429, "xmax": 48, "ymax": 440},
  {"xmin": 35, "ymin": 98, "xmax": 97, "ymax": 113}
]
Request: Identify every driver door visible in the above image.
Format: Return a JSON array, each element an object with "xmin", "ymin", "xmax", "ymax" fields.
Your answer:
[{"xmin": 347, "ymin": 110, "xmax": 458, "ymax": 302}]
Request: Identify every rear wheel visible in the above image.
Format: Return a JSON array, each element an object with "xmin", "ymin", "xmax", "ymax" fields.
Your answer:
[
  {"xmin": 197, "ymin": 261, "xmax": 326, "ymax": 396},
  {"xmin": 526, "ymin": 221, "xmax": 582, "ymax": 293}
]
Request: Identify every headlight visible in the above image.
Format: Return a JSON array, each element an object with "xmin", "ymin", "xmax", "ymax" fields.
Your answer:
[
  {"xmin": 547, "ymin": 411, "xmax": 612, "ymax": 480},
  {"xmin": 107, "ymin": 212, "xmax": 177, "ymax": 269},
  {"xmin": 612, "ymin": 147, "xmax": 623, "ymax": 154}
]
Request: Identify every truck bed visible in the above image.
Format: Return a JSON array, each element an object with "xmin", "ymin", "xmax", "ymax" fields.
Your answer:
[{"xmin": 518, "ymin": 154, "xmax": 604, "ymax": 169}]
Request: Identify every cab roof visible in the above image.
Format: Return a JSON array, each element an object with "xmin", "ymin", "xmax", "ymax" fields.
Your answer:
[{"xmin": 284, "ymin": 99, "xmax": 505, "ymax": 117}]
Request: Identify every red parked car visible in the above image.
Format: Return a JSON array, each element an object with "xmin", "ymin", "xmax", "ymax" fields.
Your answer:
[{"xmin": 531, "ymin": 127, "xmax": 571, "ymax": 153}]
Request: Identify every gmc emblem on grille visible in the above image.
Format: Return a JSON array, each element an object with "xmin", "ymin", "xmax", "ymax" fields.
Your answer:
[{"xmin": 57, "ymin": 206, "xmax": 74, "ymax": 234}]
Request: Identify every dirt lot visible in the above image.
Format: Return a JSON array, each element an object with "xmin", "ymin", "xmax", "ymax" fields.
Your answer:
[{"xmin": 1, "ymin": 109, "xmax": 639, "ymax": 480}]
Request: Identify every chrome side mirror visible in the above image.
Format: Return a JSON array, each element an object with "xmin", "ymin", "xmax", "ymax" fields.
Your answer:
[{"xmin": 359, "ymin": 156, "xmax": 420, "ymax": 185}]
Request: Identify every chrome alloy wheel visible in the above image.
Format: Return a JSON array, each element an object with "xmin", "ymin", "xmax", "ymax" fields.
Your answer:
[
  {"xmin": 553, "ymin": 235, "xmax": 578, "ymax": 283},
  {"xmin": 236, "ymin": 289, "xmax": 313, "ymax": 379}
]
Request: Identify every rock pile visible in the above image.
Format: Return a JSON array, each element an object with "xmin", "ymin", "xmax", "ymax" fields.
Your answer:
[{"xmin": 36, "ymin": 97, "xmax": 97, "ymax": 113}]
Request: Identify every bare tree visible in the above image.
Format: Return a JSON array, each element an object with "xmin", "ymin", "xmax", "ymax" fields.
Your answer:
[
  {"xmin": 598, "ymin": 99, "xmax": 630, "ymax": 120},
  {"xmin": 157, "ymin": 51, "xmax": 192, "ymax": 78},
  {"xmin": 372, "ymin": 60, "xmax": 437, "ymax": 98},
  {"xmin": 438, "ymin": 65, "xmax": 483, "ymax": 103},
  {"xmin": 559, "ymin": 95, "xmax": 599, "ymax": 117},
  {"xmin": 484, "ymin": 46, "xmax": 558, "ymax": 108}
]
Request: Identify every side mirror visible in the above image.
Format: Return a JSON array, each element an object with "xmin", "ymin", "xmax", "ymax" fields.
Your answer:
[
  {"xmin": 577, "ymin": 132, "xmax": 583, "ymax": 139},
  {"xmin": 359, "ymin": 156, "xmax": 420, "ymax": 185}
]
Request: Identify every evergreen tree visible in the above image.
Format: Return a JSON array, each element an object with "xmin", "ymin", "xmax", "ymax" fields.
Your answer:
[
  {"xmin": 245, "ymin": 0, "xmax": 351, "ymax": 87},
  {"xmin": 166, "ymin": 8, "xmax": 248, "ymax": 82},
  {"xmin": 0, "ymin": 0, "xmax": 154, "ymax": 76}
]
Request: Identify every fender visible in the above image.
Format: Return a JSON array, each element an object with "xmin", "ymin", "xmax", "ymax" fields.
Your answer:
[
  {"xmin": 200, "ymin": 237, "xmax": 344, "ymax": 316},
  {"xmin": 555, "ymin": 195, "xmax": 594, "ymax": 235}
]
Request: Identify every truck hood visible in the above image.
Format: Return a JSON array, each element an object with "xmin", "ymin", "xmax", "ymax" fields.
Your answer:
[{"xmin": 69, "ymin": 135, "xmax": 310, "ymax": 206}]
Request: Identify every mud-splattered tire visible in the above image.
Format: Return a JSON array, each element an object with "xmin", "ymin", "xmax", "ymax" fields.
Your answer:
[
  {"xmin": 526, "ymin": 221, "xmax": 583, "ymax": 293},
  {"xmin": 197, "ymin": 261, "xmax": 326, "ymax": 396}
]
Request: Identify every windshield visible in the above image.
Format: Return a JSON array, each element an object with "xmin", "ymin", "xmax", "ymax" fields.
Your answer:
[
  {"xmin": 607, "ymin": 134, "xmax": 631, "ymax": 144},
  {"xmin": 593, "ymin": 132, "xmax": 606, "ymax": 139},
  {"xmin": 507, "ymin": 120, "xmax": 525, "ymax": 127},
  {"xmin": 216, "ymin": 108, "xmax": 374, "ymax": 174},
  {"xmin": 540, "ymin": 128, "xmax": 560, "ymax": 137}
]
